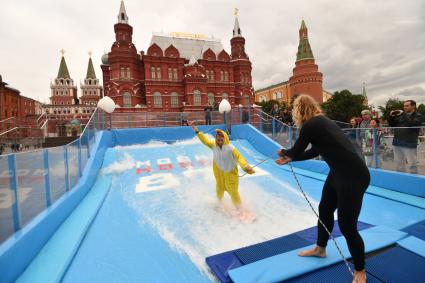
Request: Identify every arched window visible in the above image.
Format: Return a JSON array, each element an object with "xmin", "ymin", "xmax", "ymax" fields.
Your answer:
[
  {"xmin": 171, "ymin": 92, "xmax": 179, "ymax": 108},
  {"xmin": 123, "ymin": 92, "xmax": 132, "ymax": 107},
  {"xmin": 260, "ymin": 95, "xmax": 267, "ymax": 102},
  {"xmin": 207, "ymin": 93, "xmax": 215, "ymax": 105},
  {"xmin": 222, "ymin": 93, "xmax": 229, "ymax": 100},
  {"xmin": 154, "ymin": 92, "xmax": 162, "ymax": 108},
  {"xmin": 193, "ymin": 90, "xmax": 201, "ymax": 106}
]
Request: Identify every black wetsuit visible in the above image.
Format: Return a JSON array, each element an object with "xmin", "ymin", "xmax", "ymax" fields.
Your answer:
[{"xmin": 284, "ymin": 115, "xmax": 370, "ymax": 271}]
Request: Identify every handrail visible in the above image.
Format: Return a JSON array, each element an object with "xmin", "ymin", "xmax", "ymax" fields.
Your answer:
[
  {"xmin": 0, "ymin": 117, "xmax": 16, "ymax": 123},
  {"xmin": 0, "ymin": 127, "xmax": 19, "ymax": 136}
]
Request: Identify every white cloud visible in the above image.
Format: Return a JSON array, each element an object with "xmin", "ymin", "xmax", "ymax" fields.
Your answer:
[{"xmin": 0, "ymin": 0, "xmax": 424, "ymax": 107}]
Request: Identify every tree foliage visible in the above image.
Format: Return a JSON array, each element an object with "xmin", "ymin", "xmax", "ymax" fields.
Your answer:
[
  {"xmin": 321, "ymin": 89, "xmax": 367, "ymax": 122},
  {"xmin": 255, "ymin": 100, "xmax": 287, "ymax": 114},
  {"xmin": 417, "ymin": 103, "xmax": 425, "ymax": 117},
  {"xmin": 377, "ymin": 98, "xmax": 404, "ymax": 121}
]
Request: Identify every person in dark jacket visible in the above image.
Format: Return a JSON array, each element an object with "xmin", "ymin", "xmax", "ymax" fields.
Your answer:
[
  {"xmin": 204, "ymin": 104, "xmax": 213, "ymax": 125},
  {"xmin": 275, "ymin": 94, "xmax": 370, "ymax": 283},
  {"xmin": 281, "ymin": 108, "xmax": 293, "ymax": 126},
  {"xmin": 388, "ymin": 100, "xmax": 423, "ymax": 174}
]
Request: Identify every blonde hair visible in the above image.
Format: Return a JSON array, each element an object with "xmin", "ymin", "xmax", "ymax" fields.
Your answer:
[{"xmin": 292, "ymin": 94, "xmax": 322, "ymax": 127}]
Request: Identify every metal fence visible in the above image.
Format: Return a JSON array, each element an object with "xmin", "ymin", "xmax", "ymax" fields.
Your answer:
[
  {"xmin": 1, "ymin": 107, "xmax": 423, "ymax": 245},
  {"xmin": 247, "ymin": 108, "xmax": 425, "ymax": 175},
  {"xmin": 0, "ymin": 108, "xmax": 101, "ymax": 244}
]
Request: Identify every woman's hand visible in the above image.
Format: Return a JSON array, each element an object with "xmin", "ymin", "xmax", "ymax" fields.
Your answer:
[
  {"xmin": 275, "ymin": 156, "xmax": 292, "ymax": 165},
  {"xmin": 277, "ymin": 149, "xmax": 286, "ymax": 157}
]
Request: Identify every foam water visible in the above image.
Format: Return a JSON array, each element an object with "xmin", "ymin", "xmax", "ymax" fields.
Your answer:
[{"xmin": 107, "ymin": 140, "xmax": 318, "ymax": 278}]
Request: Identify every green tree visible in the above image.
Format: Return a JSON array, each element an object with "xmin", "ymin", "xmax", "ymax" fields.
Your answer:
[
  {"xmin": 417, "ymin": 104, "xmax": 425, "ymax": 117},
  {"xmin": 321, "ymin": 89, "xmax": 366, "ymax": 122},
  {"xmin": 255, "ymin": 99, "xmax": 284, "ymax": 114},
  {"xmin": 378, "ymin": 98, "xmax": 403, "ymax": 121}
]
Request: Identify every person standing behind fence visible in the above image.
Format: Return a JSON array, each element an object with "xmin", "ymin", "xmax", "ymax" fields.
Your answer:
[
  {"xmin": 388, "ymin": 100, "xmax": 423, "ymax": 174},
  {"xmin": 362, "ymin": 118, "xmax": 386, "ymax": 167},
  {"xmin": 204, "ymin": 103, "xmax": 213, "ymax": 125},
  {"xmin": 281, "ymin": 108, "xmax": 293, "ymax": 126}
]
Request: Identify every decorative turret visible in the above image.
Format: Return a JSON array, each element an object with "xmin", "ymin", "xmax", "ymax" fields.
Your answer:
[
  {"xmin": 57, "ymin": 49, "xmax": 71, "ymax": 79},
  {"xmin": 117, "ymin": 0, "xmax": 128, "ymax": 24},
  {"xmin": 289, "ymin": 19, "xmax": 323, "ymax": 103},
  {"xmin": 51, "ymin": 49, "xmax": 78, "ymax": 105},
  {"xmin": 233, "ymin": 8, "xmax": 242, "ymax": 37},
  {"xmin": 86, "ymin": 53, "xmax": 96, "ymax": 79},
  {"xmin": 296, "ymin": 19, "xmax": 314, "ymax": 62},
  {"xmin": 80, "ymin": 51, "xmax": 103, "ymax": 106},
  {"xmin": 230, "ymin": 8, "xmax": 247, "ymax": 60}
]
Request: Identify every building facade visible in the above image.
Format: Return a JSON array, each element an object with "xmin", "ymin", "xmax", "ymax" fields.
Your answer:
[
  {"xmin": 0, "ymin": 75, "xmax": 38, "ymax": 120},
  {"xmin": 101, "ymin": 1, "xmax": 253, "ymax": 112},
  {"xmin": 255, "ymin": 20, "xmax": 325, "ymax": 105},
  {"xmin": 44, "ymin": 53, "xmax": 100, "ymax": 136}
]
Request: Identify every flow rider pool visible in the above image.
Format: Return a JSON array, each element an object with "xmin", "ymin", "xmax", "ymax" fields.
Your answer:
[{"xmin": 190, "ymin": 122, "xmax": 255, "ymax": 210}]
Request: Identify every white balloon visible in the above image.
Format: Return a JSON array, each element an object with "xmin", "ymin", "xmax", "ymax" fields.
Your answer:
[
  {"xmin": 97, "ymin": 96, "xmax": 116, "ymax": 113},
  {"xmin": 219, "ymin": 99, "xmax": 231, "ymax": 113}
]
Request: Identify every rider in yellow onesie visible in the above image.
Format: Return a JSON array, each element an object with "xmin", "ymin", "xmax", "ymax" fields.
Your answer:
[{"xmin": 190, "ymin": 122, "xmax": 255, "ymax": 208}]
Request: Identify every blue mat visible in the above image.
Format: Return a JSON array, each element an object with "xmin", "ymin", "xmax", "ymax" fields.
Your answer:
[
  {"xmin": 366, "ymin": 246, "xmax": 425, "ymax": 283},
  {"xmin": 285, "ymin": 262, "xmax": 383, "ymax": 283},
  {"xmin": 228, "ymin": 226, "xmax": 406, "ymax": 283},
  {"xmin": 206, "ymin": 221, "xmax": 372, "ymax": 283},
  {"xmin": 402, "ymin": 219, "xmax": 425, "ymax": 241}
]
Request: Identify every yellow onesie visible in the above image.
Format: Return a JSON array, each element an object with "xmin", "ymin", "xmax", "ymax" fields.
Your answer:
[{"xmin": 196, "ymin": 129, "xmax": 253, "ymax": 205}]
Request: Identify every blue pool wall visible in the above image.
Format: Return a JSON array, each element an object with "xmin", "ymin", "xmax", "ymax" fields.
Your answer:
[{"xmin": 0, "ymin": 124, "xmax": 423, "ymax": 283}]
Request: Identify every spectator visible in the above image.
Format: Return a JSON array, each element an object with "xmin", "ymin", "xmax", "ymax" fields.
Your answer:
[
  {"xmin": 181, "ymin": 112, "xmax": 189, "ymax": 126},
  {"xmin": 270, "ymin": 103, "xmax": 280, "ymax": 119},
  {"xmin": 204, "ymin": 103, "xmax": 213, "ymax": 125},
  {"xmin": 358, "ymin": 110, "xmax": 371, "ymax": 136},
  {"xmin": 362, "ymin": 118, "xmax": 387, "ymax": 167},
  {"xmin": 281, "ymin": 108, "xmax": 293, "ymax": 126},
  {"xmin": 388, "ymin": 100, "xmax": 423, "ymax": 174},
  {"xmin": 344, "ymin": 117, "xmax": 363, "ymax": 159},
  {"xmin": 242, "ymin": 108, "xmax": 249, "ymax": 124}
]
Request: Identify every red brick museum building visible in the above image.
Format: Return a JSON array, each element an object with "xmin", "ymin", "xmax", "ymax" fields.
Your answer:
[{"xmin": 101, "ymin": 1, "xmax": 254, "ymax": 112}]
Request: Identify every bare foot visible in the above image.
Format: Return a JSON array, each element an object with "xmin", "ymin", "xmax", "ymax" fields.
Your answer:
[
  {"xmin": 298, "ymin": 246, "xmax": 326, "ymax": 258},
  {"xmin": 352, "ymin": 270, "xmax": 366, "ymax": 283}
]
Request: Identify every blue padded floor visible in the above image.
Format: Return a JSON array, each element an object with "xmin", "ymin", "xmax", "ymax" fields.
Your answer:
[
  {"xmin": 365, "ymin": 246, "xmax": 425, "ymax": 283},
  {"xmin": 206, "ymin": 221, "xmax": 372, "ymax": 283},
  {"xmin": 285, "ymin": 262, "xmax": 383, "ymax": 283},
  {"xmin": 402, "ymin": 219, "xmax": 425, "ymax": 241}
]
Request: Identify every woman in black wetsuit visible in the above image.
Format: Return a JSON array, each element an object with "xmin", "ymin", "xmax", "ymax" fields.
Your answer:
[{"xmin": 275, "ymin": 95, "xmax": 370, "ymax": 283}]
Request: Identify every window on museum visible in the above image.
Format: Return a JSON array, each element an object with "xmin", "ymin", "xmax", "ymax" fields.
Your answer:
[
  {"xmin": 168, "ymin": 68, "xmax": 173, "ymax": 80},
  {"xmin": 123, "ymin": 92, "xmax": 132, "ymax": 107},
  {"xmin": 173, "ymin": 68, "xmax": 178, "ymax": 80},
  {"xmin": 126, "ymin": 67, "xmax": 131, "ymax": 78},
  {"xmin": 210, "ymin": 70, "xmax": 214, "ymax": 81},
  {"xmin": 151, "ymin": 67, "xmax": 156, "ymax": 79},
  {"xmin": 220, "ymin": 71, "xmax": 224, "ymax": 81},
  {"xmin": 171, "ymin": 92, "xmax": 179, "ymax": 108},
  {"xmin": 206, "ymin": 70, "xmax": 209, "ymax": 80},
  {"xmin": 120, "ymin": 67, "xmax": 125, "ymax": 78},
  {"xmin": 224, "ymin": 71, "xmax": 229, "ymax": 82},
  {"xmin": 156, "ymin": 67, "xmax": 161, "ymax": 80},
  {"xmin": 154, "ymin": 92, "xmax": 162, "ymax": 108},
  {"xmin": 193, "ymin": 90, "xmax": 201, "ymax": 106},
  {"xmin": 207, "ymin": 93, "xmax": 215, "ymax": 105}
]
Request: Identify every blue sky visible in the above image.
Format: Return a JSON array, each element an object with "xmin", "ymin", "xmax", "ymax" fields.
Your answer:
[{"xmin": 0, "ymin": 0, "xmax": 424, "ymax": 106}]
